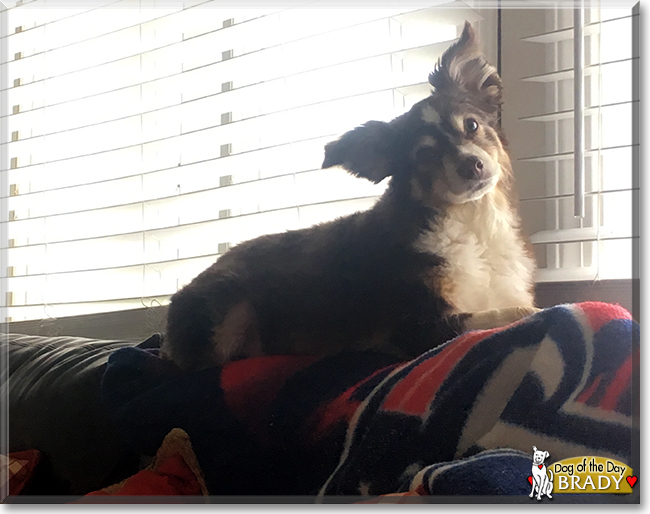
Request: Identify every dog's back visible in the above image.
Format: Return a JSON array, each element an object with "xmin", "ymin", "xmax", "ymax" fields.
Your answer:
[{"xmin": 166, "ymin": 195, "xmax": 451, "ymax": 366}]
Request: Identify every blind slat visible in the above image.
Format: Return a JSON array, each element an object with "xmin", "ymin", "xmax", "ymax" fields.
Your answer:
[
  {"xmin": 529, "ymin": 228, "xmax": 635, "ymax": 245},
  {"xmin": 520, "ymin": 56, "xmax": 638, "ymax": 83},
  {"xmin": 519, "ymin": 100, "xmax": 638, "ymax": 123},
  {"xmin": 518, "ymin": 143, "xmax": 638, "ymax": 163},
  {"xmin": 520, "ymin": 13, "xmax": 637, "ymax": 44}
]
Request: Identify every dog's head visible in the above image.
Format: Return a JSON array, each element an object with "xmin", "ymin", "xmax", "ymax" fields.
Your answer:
[
  {"xmin": 532, "ymin": 446, "xmax": 550, "ymax": 465},
  {"xmin": 322, "ymin": 22, "xmax": 511, "ymax": 206}
]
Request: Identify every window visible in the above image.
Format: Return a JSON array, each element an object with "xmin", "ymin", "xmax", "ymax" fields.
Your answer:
[
  {"xmin": 1, "ymin": 0, "xmax": 493, "ymax": 323},
  {"xmin": 501, "ymin": 3, "xmax": 639, "ymax": 285}
]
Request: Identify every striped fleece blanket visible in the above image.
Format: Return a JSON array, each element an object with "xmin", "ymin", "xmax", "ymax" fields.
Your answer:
[{"xmin": 101, "ymin": 301, "xmax": 638, "ymax": 500}]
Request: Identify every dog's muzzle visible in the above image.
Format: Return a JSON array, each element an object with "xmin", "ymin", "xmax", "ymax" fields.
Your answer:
[{"xmin": 458, "ymin": 155, "xmax": 485, "ymax": 181}]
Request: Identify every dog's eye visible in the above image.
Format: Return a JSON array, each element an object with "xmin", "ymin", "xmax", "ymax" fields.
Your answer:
[{"xmin": 464, "ymin": 118, "xmax": 479, "ymax": 133}]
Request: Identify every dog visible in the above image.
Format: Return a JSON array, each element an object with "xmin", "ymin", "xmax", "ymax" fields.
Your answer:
[
  {"xmin": 161, "ymin": 21, "xmax": 537, "ymax": 371},
  {"xmin": 530, "ymin": 446, "xmax": 554, "ymax": 500}
]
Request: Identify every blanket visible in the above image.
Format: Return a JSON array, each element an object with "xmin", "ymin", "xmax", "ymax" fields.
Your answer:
[{"xmin": 101, "ymin": 301, "xmax": 638, "ymax": 500}]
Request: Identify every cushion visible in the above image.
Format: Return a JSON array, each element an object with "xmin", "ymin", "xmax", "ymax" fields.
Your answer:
[
  {"xmin": 0, "ymin": 450, "xmax": 42, "ymax": 496},
  {"xmin": 80, "ymin": 428, "xmax": 208, "ymax": 499},
  {"xmin": 2, "ymin": 333, "xmax": 146, "ymax": 494}
]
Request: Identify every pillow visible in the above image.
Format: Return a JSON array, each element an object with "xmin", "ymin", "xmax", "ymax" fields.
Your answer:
[
  {"xmin": 1, "ymin": 449, "xmax": 42, "ymax": 496},
  {"xmin": 80, "ymin": 428, "xmax": 207, "ymax": 499}
]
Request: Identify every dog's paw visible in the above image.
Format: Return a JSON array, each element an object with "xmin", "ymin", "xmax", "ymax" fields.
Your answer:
[{"xmin": 463, "ymin": 306, "xmax": 541, "ymax": 331}]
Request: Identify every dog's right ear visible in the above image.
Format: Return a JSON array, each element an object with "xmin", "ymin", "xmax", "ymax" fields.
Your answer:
[
  {"xmin": 532, "ymin": 446, "xmax": 537, "ymax": 452},
  {"xmin": 322, "ymin": 120, "xmax": 395, "ymax": 184}
]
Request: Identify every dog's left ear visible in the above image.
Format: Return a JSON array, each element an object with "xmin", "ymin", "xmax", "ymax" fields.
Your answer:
[
  {"xmin": 428, "ymin": 21, "xmax": 502, "ymax": 112},
  {"xmin": 322, "ymin": 120, "xmax": 398, "ymax": 183},
  {"xmin": 545, "ymin": 451, "xmax": 550, "ymax": 459}
]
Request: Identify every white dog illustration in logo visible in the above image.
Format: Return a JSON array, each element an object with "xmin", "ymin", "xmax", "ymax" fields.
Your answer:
[{"xmin": 529, "ymin": 446, "xmax": 553, "ymax": 500}]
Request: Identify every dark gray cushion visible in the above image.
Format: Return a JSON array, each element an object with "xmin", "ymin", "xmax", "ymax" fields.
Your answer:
[{"xmin": 2, "ymin": 333, "xmax": 143, "ymax": 495}]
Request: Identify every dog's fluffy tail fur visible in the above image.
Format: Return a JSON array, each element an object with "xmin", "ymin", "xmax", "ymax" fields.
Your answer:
[{"xmin": 162, "ymin": 270, "xmax": 259, "ymax": 371}]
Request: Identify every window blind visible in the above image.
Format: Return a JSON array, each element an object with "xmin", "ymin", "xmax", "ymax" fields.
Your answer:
[
  {"xmin": 502, "ymin": 1, "xmax": 639, "ymax": 284},
  {"xmin": 1, "ymin": 0, "xmax": 489, "ymax": 322}
]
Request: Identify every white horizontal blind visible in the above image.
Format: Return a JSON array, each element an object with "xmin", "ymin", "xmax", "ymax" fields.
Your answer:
[
  {"xmin": 1, "ymin": 0, "xmax": 486, "ymax": 322},
  {"xmin": 514, "ymin": 2, "xmax": 639, "ymax": 283}
]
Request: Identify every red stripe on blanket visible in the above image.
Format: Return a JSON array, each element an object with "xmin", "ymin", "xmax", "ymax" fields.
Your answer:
[
  {"xmin": 308, "ymin": 365, "xmax": 398, "ymax": 440},
  {"xmin": 599, "ymin": 351, "xmax": 635, "ymax": 412},
  {"xmin": 576, "ymin": 374, "xmax": 603, "ymax": 404},
  {"xmin": 381, "ymin": 328, "xmax": 499, "ymax": 416},
  {"xmin": 221, "ymin": 355, "xmax": 318, "ymax": 441},
  {"xmin": 578, "ymin": 301, "xmax": 632, "ymax": 333}
]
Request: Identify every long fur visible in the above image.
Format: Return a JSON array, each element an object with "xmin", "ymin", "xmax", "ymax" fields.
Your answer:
[{"xmin": 162, "ymin": 22, "xmax": 536, "ymax": 371}]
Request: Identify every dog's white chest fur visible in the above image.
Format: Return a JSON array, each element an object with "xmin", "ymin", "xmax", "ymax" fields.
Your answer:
[{"xmin": 416, "ymin": 193, "xmax": 535, "ymax": 313}]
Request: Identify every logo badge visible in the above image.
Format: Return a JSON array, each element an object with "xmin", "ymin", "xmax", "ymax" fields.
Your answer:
[{"xmin": 527, "ymin": 449, "xmax": 635, "ymax": 496}]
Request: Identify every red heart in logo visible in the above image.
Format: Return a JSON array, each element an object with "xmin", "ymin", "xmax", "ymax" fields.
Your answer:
[
  {"xmin": 538, "ymin": 464, "xmax": 544, "ymax": 469},
  {"xmin": 626, "ymin": 476, "xmax": 637, "ymax": 488},
  {"xmin": 528, "ymin": 476, "xmax": 533, "ymax": 485}
]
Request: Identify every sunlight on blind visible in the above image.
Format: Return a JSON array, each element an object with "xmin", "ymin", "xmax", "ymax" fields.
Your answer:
[{"xmin": 1, "ymin": 0, "xmax": 480, "ymax": 321}]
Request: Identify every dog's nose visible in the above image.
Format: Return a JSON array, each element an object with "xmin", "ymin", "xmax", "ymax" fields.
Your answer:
[{"xmin": 458, "ymin": 156, "xmax": 484, "ymax": 180}]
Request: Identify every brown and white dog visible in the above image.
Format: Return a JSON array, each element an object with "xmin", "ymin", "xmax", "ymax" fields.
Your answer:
[{"xmin": 161, "ymin": 22, "xmax": 537, "ymax": 371}]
